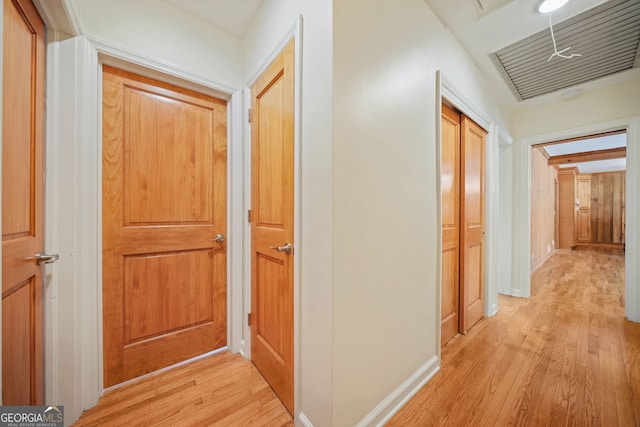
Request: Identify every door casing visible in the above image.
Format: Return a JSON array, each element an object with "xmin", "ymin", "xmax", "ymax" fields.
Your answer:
[
  {"xmin": 35, "ymin": 18, "xmax": 304, "ymax": 423},
  {"xmin": 435, "ymin": 71, "xmax": 500, "ymax": 354}
]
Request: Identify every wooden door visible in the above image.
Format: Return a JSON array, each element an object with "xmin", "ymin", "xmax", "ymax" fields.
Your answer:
[
  {"xmin": 460, "ymin": 116, "xmax": 486, "ymax": 333},
  {"xmin": 2, "ymin": 0, "xmax": 45, "ymax": 405},
  {"xmin": 250, "ymin": 39, "xmax": 295, "ymax": 414},
  {"xmin": 440, "ymin": 104, "xmax": 461, "ymax": 345},
  {"xmin": 576, "ymin": 175, "xmax": 591, "ymax": 243},
  {"xmin": 102, "ymin": 66, "xmax": 227, "ymax": 387},
  {"xmin": 557, "ymin": 169, "xmax": 576, "ymax": 249}
]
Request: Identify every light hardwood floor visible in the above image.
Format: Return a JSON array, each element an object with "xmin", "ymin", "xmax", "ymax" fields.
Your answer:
[
  {"xmin": 74, "ymin": 248, "xmax": 639, "ymax": 426},
  {"xmin": 389, "ymin": 247, "xmax": 640, "ymax": 426},
  {"xmin": 72, "ymin": 351, "xmax": 293, "ymax": 426}
]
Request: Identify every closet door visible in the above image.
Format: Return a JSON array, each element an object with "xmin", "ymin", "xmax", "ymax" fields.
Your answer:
[
  {"xmin": 460, "ymin": 116, "xmax": 486, "ymax": 333},
  {"xmin": 440, "ymin": 104, "xmax": 461, "ymax": 345}
]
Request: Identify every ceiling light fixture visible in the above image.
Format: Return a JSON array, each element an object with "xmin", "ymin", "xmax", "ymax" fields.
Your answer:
[{"xmin": 538, "ymin": 0, "xmax": 570, "ymax": 14}]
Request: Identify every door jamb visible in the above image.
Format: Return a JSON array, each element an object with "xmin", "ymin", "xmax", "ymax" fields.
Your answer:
[
  {"xmin": 435, "ymin": 71, "xmax": 501, "ymax": 355},
  {"xmin": 243, "ymin": 17, "xmax": 303, "ymax": 417}
]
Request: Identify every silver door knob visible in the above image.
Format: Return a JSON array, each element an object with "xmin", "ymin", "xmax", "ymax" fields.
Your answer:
[
  {"xmin": 34, "ymin": 253, "xmax": 59, "ymax": 265},
  {"xmin": 269, "ymin": 243, "xmax": 292, "ymax": 254},
  {"xmin": 213, "ymin": 234, "xmax": 225, "ymax": 243}
]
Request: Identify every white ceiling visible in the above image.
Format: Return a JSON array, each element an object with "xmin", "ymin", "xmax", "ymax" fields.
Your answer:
[
  {"xmin": 544, "ymin": 133, "xmax": 626, "ymax": 156},
  {"xmin": 162, "ymin": 0, "xmax": 265, "ymax": 37},
  {"xmin": 546, "ymin": 132, "xmax": 627, "ymax": 173},
  {"xmin": 425, "ymin": 0, "xmax": 640, "ymax": 107}
]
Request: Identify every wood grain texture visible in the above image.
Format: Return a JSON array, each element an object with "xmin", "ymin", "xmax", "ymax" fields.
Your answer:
[
  {"xmin": 460, "ymin": 115, "xmax": 486, "ymax": 333},
  {"xmin": 72, "ymin": 351, "xmax": 293, "ymax": 427},
  {"xmin": 590, "ymin": 171, "xmax": 626, "ymax": 244},
  {"xmin": 2, "ymin": 0, "xmax": 45, "ymax": 405},
  {"xmin": 440, "ymin": 104, "xmax": 461, "ymax": 345},
  {"xmin": 531, "ymin": 146, "xmax": 557, "ymax": 270},
  {"xmin": 251, "ymin": 39, "xmax": 295, "ymax": 414},
  {"xmin": 388, "ymin": 247, "xmax": 639, "ymax": 426},
  {"xmin": 576, "ymin": 174, "xmax": 591, "ymax": 243},
  {"xmin": 102, "ymin": 66, "xmax": 227, "ymax": 387},
  {"xmin": 557, "ymin": 168, "xmax": 576, "ymax": 249}
]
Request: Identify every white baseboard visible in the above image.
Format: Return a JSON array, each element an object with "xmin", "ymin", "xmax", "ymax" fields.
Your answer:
[
  {"xmin": 297, "ymin": 411, "xmax": 314, "ymax": 427},
  {"xmin": 355, "ymin": 355, "xmax": 440, "ymax": 427}
]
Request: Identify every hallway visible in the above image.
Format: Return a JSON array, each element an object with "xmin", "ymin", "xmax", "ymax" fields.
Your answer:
[
  {"xmin": 72, "ymin": 248, "xmax": 638, "ymax": 426},
  {"xmin": 389, "ymin": 248, "xmax": 639, "ymax": 426}
]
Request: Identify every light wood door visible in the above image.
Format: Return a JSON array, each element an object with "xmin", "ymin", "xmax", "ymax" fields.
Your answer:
[
  {"xmin": 250, "ymin": 39, "xmax": 295, "ymax": 414},
  {"xmin": 440, "ymin": 104, "xmax": 461, "ymax": 345},
  {"xmin": 557, "ymin": 169, "xmax": 576, "ymax": 249},
  {"xmin": 2, "ymin": 0, "xmax": 45, "ymax": 405},
  {"xmin": 576, "ymin": 175, "xmax": 591, "ymax": 243},
  {"xmin": 102, "ymin": 66, "xmax": 227, "ymax": 387},
  {"xmin": 460, "ymin": 116, "xmax": 486, "ymax": 333}
]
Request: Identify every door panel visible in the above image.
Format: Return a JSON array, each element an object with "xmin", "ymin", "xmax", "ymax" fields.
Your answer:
[
  {"xmin": 460, "ymin": 116, "xmax": 486, "ymax": 333},
  {"xmin": 576, "ymin": 176, "xmax": 591, "ymax": 243},
  {"xmin": 2, "ymin": 0, "xmax": 45, "ymax": 405},
  {"xmin": 251, "ymin": 39, "xmax": 295, "ymax": 414},
  {"xmin": 102, "ymin": 66, "xmax": 227, "ymax": 387},
  {"xmin": 440, "ymin": 104, "xmax": 460, "ymax": 345}
]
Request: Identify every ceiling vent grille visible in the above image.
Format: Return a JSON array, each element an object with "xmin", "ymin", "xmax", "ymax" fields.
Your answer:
[{"xmin": 489, "ymin": 0, "xmax": 640, "ymax": 101}]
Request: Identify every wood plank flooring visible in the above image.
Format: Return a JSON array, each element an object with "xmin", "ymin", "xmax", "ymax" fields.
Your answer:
[
  {"xmin": 72, "ymin": 351, "xmax": 293, "ymax": 426},
  {"xmin": 389, "ymin": 247, "xmax": 640, "ymax": 426},
  {"xmin": 74, "ymin": 248, "xmax": 638, "ymax": 426}
]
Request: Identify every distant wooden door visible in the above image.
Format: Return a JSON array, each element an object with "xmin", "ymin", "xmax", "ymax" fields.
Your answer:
[
  {"xmin": 2, "ymin": 0, "xmax": 45, "ymax": 405},
  {"xmin": 440, "ymin": 104, "xmax": 461, "ymax": 345},
  {"xmin": 460, "ymin": 116, "xmax": 486, "ymax": 333},
  {"xmin": 576, "ymin": 175, "xmax": 591, "ymax": 243},
  {"xmin": 557, "ymin": 169, "xmax": 576, "ymax": 249},
  {"xmin": 250, "ymin": 39, "xmax": 295, "ymax": 414},
  {"xmin": 102, "ymin": 66, "xmax": 227, "ymax": 387}
]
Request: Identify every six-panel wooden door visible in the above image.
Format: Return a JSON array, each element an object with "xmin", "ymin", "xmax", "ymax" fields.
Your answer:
[
  {"xmin": 102, "ymin": 66, "xmax": 227, "ymax": 387},
  {"xmin": 250, "ymin": 39, "xmax": 295, "ymax": 414},
  {"xmin": 2, "ymin": 0, "xmax": 46, "ymax": 405}
]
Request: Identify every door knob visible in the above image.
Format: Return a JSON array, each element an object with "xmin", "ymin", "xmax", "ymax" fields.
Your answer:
[
  {"xmin": 34, "ymin": 253, "xmax": 59, "ymax": 265},
  {"xmin": 213, "ymin": 234, "xmax": 225, "ymax": 243},
  {"xmin": 269, "ymin": 243, "xmax": 292, "ymax": 254}
]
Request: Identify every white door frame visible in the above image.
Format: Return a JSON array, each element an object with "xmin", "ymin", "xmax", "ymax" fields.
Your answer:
[
  {"xmin": 242, "ymin": 17, "xmax": 303, "ymax": 417},
  {"xmin": 435, "ymin": 71, "xmax": 503, "ymax": 353},
  {"xmin": 517, "ymin": 117, "xmax": 640, "ymax": 322},
  {"xmin": 43, "ymin": 34, "xmax": 246, "ymax": 424}
]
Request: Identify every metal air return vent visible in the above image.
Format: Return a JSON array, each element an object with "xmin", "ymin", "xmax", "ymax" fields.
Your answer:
[{"xmin": 489, "ymin": 0, "xmax": 640, "ymax": 101}]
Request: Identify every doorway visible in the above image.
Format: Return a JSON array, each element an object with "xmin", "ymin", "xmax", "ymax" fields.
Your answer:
[
  {"xmin": 101, "ymin": 66, "xmax": 228, "ymax": 387},
  {"xmin": 530, "ymin": 131, "xmax": 627, "ymax": 277},
  {"xmin": 249, "ymin": 38, "xmax": 296, "ymax": 415},
  {"xmin": 440, "ymin": 102, "xmax": 487, "ymax": 345},
  {"xmin": 519, "ymin": 119, "xmax": 639, "ymax": 322}
]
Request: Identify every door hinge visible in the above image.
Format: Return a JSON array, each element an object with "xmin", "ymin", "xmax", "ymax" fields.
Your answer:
[
  {"xmin": 248, "ymin": 313, "xmax": 252, "ymax": 326},
  {"xmin": 248, "ymin": 108, "xmax": 252, "ymax": 123},
  {"xmin": 248, "ymin": 209, "xmax": 252, "ymax": 223}
]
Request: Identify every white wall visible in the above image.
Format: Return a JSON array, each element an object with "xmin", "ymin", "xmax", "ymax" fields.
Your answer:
[
  {"xmin": 243, "ymin": 1, "xmax": 334, "ymax": 426},
  {"xmin": 332, "ymin": 0, "xmax": 510, "ymax": 425},
  {"xmin": 504, "ymin": 79, "xmax": 640, "ymax": 321},
  {"xmin": 498, "ymin": 144, "xmax": 513, "ymax": 295},
  {"xmin": 70, "ymin": 0, "xmax": 243, "ymax": 90}
]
